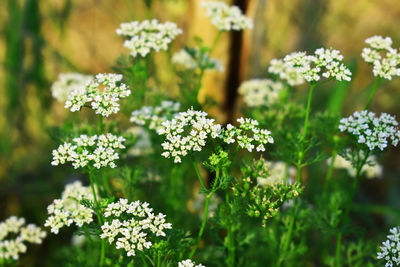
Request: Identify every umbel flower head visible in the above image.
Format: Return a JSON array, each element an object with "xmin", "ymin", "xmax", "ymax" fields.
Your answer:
[
  {"xmin": 201, "ymin": 1, "xmax": 253, "ymax": 31},
  {"xmin": 0, "ymin": 216, "xmax": 46, "ymax": 261},
  {"xmin": 51, "ymin": 134, "xmax": 126, "ymax": 169},
  {"xmin": 172, "ymin": 48, "xmax": 223, "ymax": 72},
  {"xmin": 130, "ymin": 101, "xmax": 181, "ymax": 131},
  {"xmin": 377, "ymin": 226, "xmax": 400, "ymax": 267},
  {"xmin": 51, "ymin": 72, "xmax": 93, "ymax": 102},
  {"xmin": 268, "ymin": 48, "xmax": 352, "ymax": 86},
  {"xmin": 339, "ymin": 110, "xmax": 400, "ymax": 151},
  {"xmin": 221, "ymin": 118, "xmax": 274, "ymax": 152},
  {"xmin": 44, "ymin": 181, "xmax": 96, "ymax": 234},
  {"xmin": 65, "ymin": 73, "xmax": 131, "ymax": 117},
  {"xmin": 178, "ymin": 259, "xmax": 206, "ymax": 267},
  {"xmin": 116, "ymin": 19, "xmax": 182, "ymax": 58},
  {"xmin": 100, "ymin": 199, "xmax": 172, "ymax": 257},
  {"xmin": 327, "ymin": 152, "xmax": 383, "ymax": 179},
  {"xmin": 157, "ymin": 108, "xmax": 222, "ymax": 163},
  {"xmin": 238, "ymin": 79, "xmax": 285, "ymax": 107},
  {"xmin": 361, "ymin": 35, "xmax": 400, "ymax": 80}
]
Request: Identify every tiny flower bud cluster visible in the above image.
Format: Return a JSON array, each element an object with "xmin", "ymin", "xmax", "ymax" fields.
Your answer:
[
  {"xmin": 0, "ymin": 216, "xmax": 46, "ymax": 261},
  {"xmin": 339, "ymin": 110, "xmax": 400, "ymax": 151},
  {"xmin": 130, "ymin": 101, "xmax": 181, "ymax": 131},
  {"xmin": 221, "ymin": 118, "xmax": 274, "ymax": 152},
  {"xmin": 377, "ymin": 226, "xmax": 400, "ymax": 267},
  {"xmin": 157, "ymin": 109, "xmax": 222, "ymax": 163},
  {"xmin": 44, "ymin": 181, "xmax": 95, "ymax": 234},
  {"xmin": 116, "ymin": 19, "xmax": 182, "ymax": 57},
  {"xmin": 51, "ymin": 134, "xmax": 126, "ymax": 169},
  {"xmin": 51, "ymin": 72, "xmax": 93, "ymax": 102},
  {"xmin": 100, "ymin": 199, "xmax": 172, "ymax": 257},
  {"xmin": 65, "ymin": 73, "xmax": 131, "ymax": 117},
  {"xmin": 361, "ymin": 35, "xmax": 400, "ymax": 80},
  {"xmin": 268, "ymin": 48, "xmax": 351, "ymax": 85},
  {"xmin": 201, "ymin": 1, "xmax": 253, "ymax": 31},
  {"xmin": 327, "ymin": 153, "xmax": 382, "ymax": 179},
  {"xmin": 238, "ymin": 79, "xmax": 285, "ymax": 107},
  {"xmin": 172, "ymin": 48, "xmax": 223, "ymax": 71},
  {"xmin": 178, "ymin": 259, "xmax": 206, "ymax": 267}
]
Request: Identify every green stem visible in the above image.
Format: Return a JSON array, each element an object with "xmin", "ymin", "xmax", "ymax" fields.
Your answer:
[
  {"xmin": 156, "ymin": 252, "xmax": 161, "ymax": 267},
  {"xmin": 189, "ymin": 168, "xmax": 220, "ymax": 258},
  {"xmin": 335, "ymin": 150, "xmax": 370, "ymax": 267},
  {"xmin": 302, "ymin": 83, "xmax": 316, "ymax": 140},
  {"xmin": 365, "ymin": 77, "xmax": 382, "ymax": 109},
  {"xmin": 326, "ymin": 150, "xmax": 337, "ymax": 184},
  {"xmin": 210, "ymin": 31, "xmax": 222, "ymax": 55},
  {"xmin": 191, "ymin": 158, "xmax": 206, "ymax": 189},
  {"xmin": 226, "ymin": 191, "xmax": 235, "ymax": 267},
  {"xmin": 279, "ymin": 201, "xmax": 297, "ymax": 267},
  {"xmin": 98, "ymin": 115, "xmax": 103, "ymax": 134}
]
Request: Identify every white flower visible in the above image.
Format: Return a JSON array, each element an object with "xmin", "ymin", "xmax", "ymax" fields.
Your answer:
[
  {"xmin": 51, "ymin": 73, "xmax": 93, "ymax": 102},
  {"xmin": 65, "ymin": 73, "xmax": 131, "ymax": 117},
  {"xmin": 361, "ymin": 35, "xmax": 400, "ymax": 80},
  {"xmin": 44, "ymin": 181, "xmax": 95, "ymax": 234},
  {"xmin": 220, "ymin": 118, "xmax": 274, "ymax": 152},
  {"xmin": 157, "ymin": 108, "xmax": 222, "ymax": 163},
  {"xmin": 51, "ymin": 134, "xmax": 126, "ymax": 169},
  {"xmin": 327, "ymin": 153, "xmax": 383, "ymax": 179},
  {"xmin": 377, "ymin": 226, "xmax": 400, "ymax": 267},
  {"xmin": 268, "ymin": 48, "xmax": 351, "ymax": 85},
  {"xmin": 256, "ymin": 160, "xmax": 296, "ymax": 186},
  {"xmin": 339, "ymin": 110, "xmax": 400, "ymax": 151},
  {"xmin": 126, "ymin": 127, "xmax": 153, "ymax": 157},
  {"xmin": 172, "ymin": 48, "xmax": 223, "ymax": 71},
  {"xmin": 117, "ymin": 19, "xmax": 182, "ymax": 57},
  {"xmin": 0, "ymin": 216, "xmax": 46, "ymax": 261},
  {"xmin": 100, "ymin": 199, "xmax": 172, "ymax": 257},
  {"xmin": 201, "ymin": 1, "xmax": 253, "ymax": 31},
  {"xmin": 178, "ymin": 259, "xmax": 206, "ymax": 267},
  {"xmin": 238, "ymin": 79, "xmax": 285, "ymax": 107},
  {"xmin": 130, "ymin": 101, "xmax": 181, "ymax": 131}
]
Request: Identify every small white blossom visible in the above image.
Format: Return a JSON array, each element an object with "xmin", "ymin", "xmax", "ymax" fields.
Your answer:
[
  {"xmin": 117, "ymin": 19, "xmax": 182, "ymax": 57},
  {"xmin": 221, "ymin": 118, "xmax": 274, "ymax": 152},
  {"xmin": 201, "ymin": 1, "xmax": 253, "ymax": 31},
  {"xmin": 65, "ymin": 73, "xmax": 131, "ymax": 117},
  {"xmin": 362, "ymin": 35, "xmax": 400, "ymax": 80},
  {"xmin": 339, "ymin": 110, "xmax": 400, "ymax": 151},
  {"xmin": 157, "ymin": 109, "xmax": 222, "ymax": 163},
  {"xmin": 268, "ymin": 48, "xmax": 351, "ymax": 85},
  {"xmin": 377, "ymin": 226, "xmax": 400, "ymax": 267},
  {"xmin": 44, "ymin": 181, "xmax": 96, "ymax": 234},
  {"xmin": 0, "ymin": 216, "xmax": 46, "ymax": 261},
  {"xmin": 327, "ymin": 153, "xmax": 383, "ymax": 179},
  {"xmin": 178, "ymin": 259, "xmax": 206, "ymax": 267},
  {"xmin": 255, "ymin": 160, "xmax": 296, "ymax": 186},
  {"xmin": 238, "ymin": 79, "xmax": 285, "ymax": 107},
  {"xmin": 130, "ymin": 101, "xmax": 181, "ymax": 131},
  {"xmin": 51, "ymin": 73, "xmax": 93, "ymax": 102},
  {"xmin": 100, "ymin": 199, "xmax": 172, "ymax": 257},
  {"xmin": 172, "ymin": 48, "xmax": 223, "ymax": 71},
  {"xmin": 51, "ymin": 134, "xmax": 125, "ymax": 169}
]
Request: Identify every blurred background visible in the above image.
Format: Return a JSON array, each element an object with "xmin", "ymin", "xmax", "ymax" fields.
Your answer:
[{"xmin": 1, "ymin": 0, "xmax": 400, "ymax": 265}]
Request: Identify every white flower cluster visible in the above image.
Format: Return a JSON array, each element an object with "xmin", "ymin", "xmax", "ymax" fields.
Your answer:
[
  {"xmin": 221, "ymin": 118, "xmax": 274, "ymax": 152},
  {"xmin": 377, "ymin": 226, "xmax": 400, "ymax": 267},
  {"xmin": 157, "ymin": 109, "xmax": 222, "ymax": 163},
  {"xmin": 201, "ymin": 1, "xmax": 253, "ymax": 31},
  {"xmin": 51, "ymin": 72, "xmax": 93, "ymax": 102},
  {"xmin": 178, "ymin": 259, "xmax": 205, "ymax": 267},
  {"xmin": 116, "ymin": 19, "xmax": 182, "ymax": 58},
  {"xmin": 126, "ymin": 127, "xmax": 153, "ymax": 157},
  {"xmin": 0, "ymin": 216, "xmax": 46, "ymax": 261},
  {"xmin": 100, "ymin": 199, "xmax": 172, "ymax": 257},
  {"xmin": 256, "ymin": 160, "xmax": 296, "ymax": 186},
  {"xmin": 327, "ymin": 153, "xmax": 382, "ymax": 179},
  {"xmin": 51, "ymin": 134, "xmax": 126, "ymax": 169},
  {"xmin": 268, "ymin": 48, "xmax": 352, "ymax": 85},
  {"xmin": 361, "ymin": 35, "xmax": 400, "ymax": 80},
  {"xmin": 44, "ymin": 181, "xmax": 95, "ymax": 234},
  {"xmin": 65, "ymin": 73, "xmax": 131, "ymax": 117},
  {"xmin": 130, "ymin": 101, "xmax": 181, "ymax": 131},
  {"xmin": 238, "ymin": 79, "xmax": 285, "ymax": 107},
  {"xmin": 339, "ymin": 110, "xmax": 400, "ymax": 151},
  {"xmin": 172, "ymin": 48, "xmax": 223, "ymax": 71}
]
